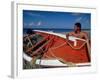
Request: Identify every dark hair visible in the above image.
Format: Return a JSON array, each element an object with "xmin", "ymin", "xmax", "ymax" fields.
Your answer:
[{"xmin": 75, "ymin": 22, "xmax": 81, "ymax": 29}]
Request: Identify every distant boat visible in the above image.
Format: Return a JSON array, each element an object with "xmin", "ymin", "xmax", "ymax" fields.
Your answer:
[{"xmin": 23, "ymin": 30, "xmax": 90, "ymax": 67}]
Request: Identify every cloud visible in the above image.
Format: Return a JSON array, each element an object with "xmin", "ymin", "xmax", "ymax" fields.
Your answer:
[
  {"xmin": 75, "ymin": 16, "xmax": 83, "ymax": 22},
  {"xmin": 29, "ymin": 22, "xmax": 35, "ymax": 26},
  {"xmin": 37, "ymin": 21, "xmax": 42, "ymax": 26},
  {"xmin": 24, "ymin": 21, "xmax": 43, "ymax": 28},
  {"xmin": 83, "ymin": 17, "xmax": 90, "ymax": 24}
]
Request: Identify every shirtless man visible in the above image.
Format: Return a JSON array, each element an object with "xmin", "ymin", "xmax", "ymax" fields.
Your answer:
[
  {"xmin": 66, "ymin": 22, "xmax": 89, "ymax": 40},
  {"xmin": 66, "ymin": 22, "xmax": 90, "ymax": 54}
]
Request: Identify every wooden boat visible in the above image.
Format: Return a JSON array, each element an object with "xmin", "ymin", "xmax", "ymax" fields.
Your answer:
[{"xmin": 23, "ymin": 30, "xmax": 91, "ymax": 67}]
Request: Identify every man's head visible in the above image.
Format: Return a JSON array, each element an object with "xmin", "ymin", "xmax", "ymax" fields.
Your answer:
[{"xmin": 74, "ymin": 22, "xmax": 81, "ymax": 33}]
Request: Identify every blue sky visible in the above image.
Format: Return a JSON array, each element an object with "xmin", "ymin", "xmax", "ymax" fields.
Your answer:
[{"xmin": 23, "ymin": 10, "xmax": 91, "ymax": 29}]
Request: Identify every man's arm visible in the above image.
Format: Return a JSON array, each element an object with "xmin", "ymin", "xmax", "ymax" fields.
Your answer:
[
  {"xmin": 66, "ymin": 33, "xmax": 69, "ymax": 41},
  {"xmin": 82, "ymin": 32, "xmax": 89, "ymax": 40},
  {"xmin": 66, "ymin": 32, "xmax": 73, "ymax": 41}
]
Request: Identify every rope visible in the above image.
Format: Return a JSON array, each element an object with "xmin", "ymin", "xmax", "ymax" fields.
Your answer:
[
  {"xmin": 67, "ymin": 40, "xmax": 87, "ymax": 50},
  {"xmin": 50, "ymin": 42, "xmax": 67, "ymax": 49},
  {"xmin": 38, "ymin": 47, "xmax": 77, "ymax": 67},
  {"xmin": 32, "ymin": 35, "xmax": 90, "ymax": 67},
  {"xmin": 48, "ymin": 49, "xmax": 77, "ymax": 67},
  {"xmin": 26, "ymin": 35, "xmax": 33, "ymax": 47},
  {"xmin": 48, "ymin": 38, "xmax": 87, "ymax": 50}
]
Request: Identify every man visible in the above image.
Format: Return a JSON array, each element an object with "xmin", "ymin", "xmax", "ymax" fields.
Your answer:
[
  {"xmin": 66, "ymin": 22, "xmax": 89, "ymax": 40},
  {"xmin": 66, "ymin": 22, "xmax": 90, "ymax": 55}
]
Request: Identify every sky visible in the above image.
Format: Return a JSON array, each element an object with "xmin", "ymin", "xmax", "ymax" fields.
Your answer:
[{"xmin": 23, "ymin": 10, "xmax": 91, "ymax": 29}]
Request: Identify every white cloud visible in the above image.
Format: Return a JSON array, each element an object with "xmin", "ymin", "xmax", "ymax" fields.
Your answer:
[
  {"xmin": 29, "ymin": 22, "xmax": 35, "ymax": 26},
  {"xmin": 25, "ymin": 21, "xmax": 42, "ymax": 28},
  {"xmin": 83, "ymin": 17, "xmax": 90, "ymax": 24},
  {"xmin": 75, "ymin": 16, "xmax": 83, "ymax": 22},
  {"xmin": 37, "ymin": 21, "xmax": 42, "ymax": 26}
]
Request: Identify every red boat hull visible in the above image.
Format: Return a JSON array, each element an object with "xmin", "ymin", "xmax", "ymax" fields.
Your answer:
[{"xmin": 35, "ymin": 31, "xmax": 90, "ymax": 64}]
